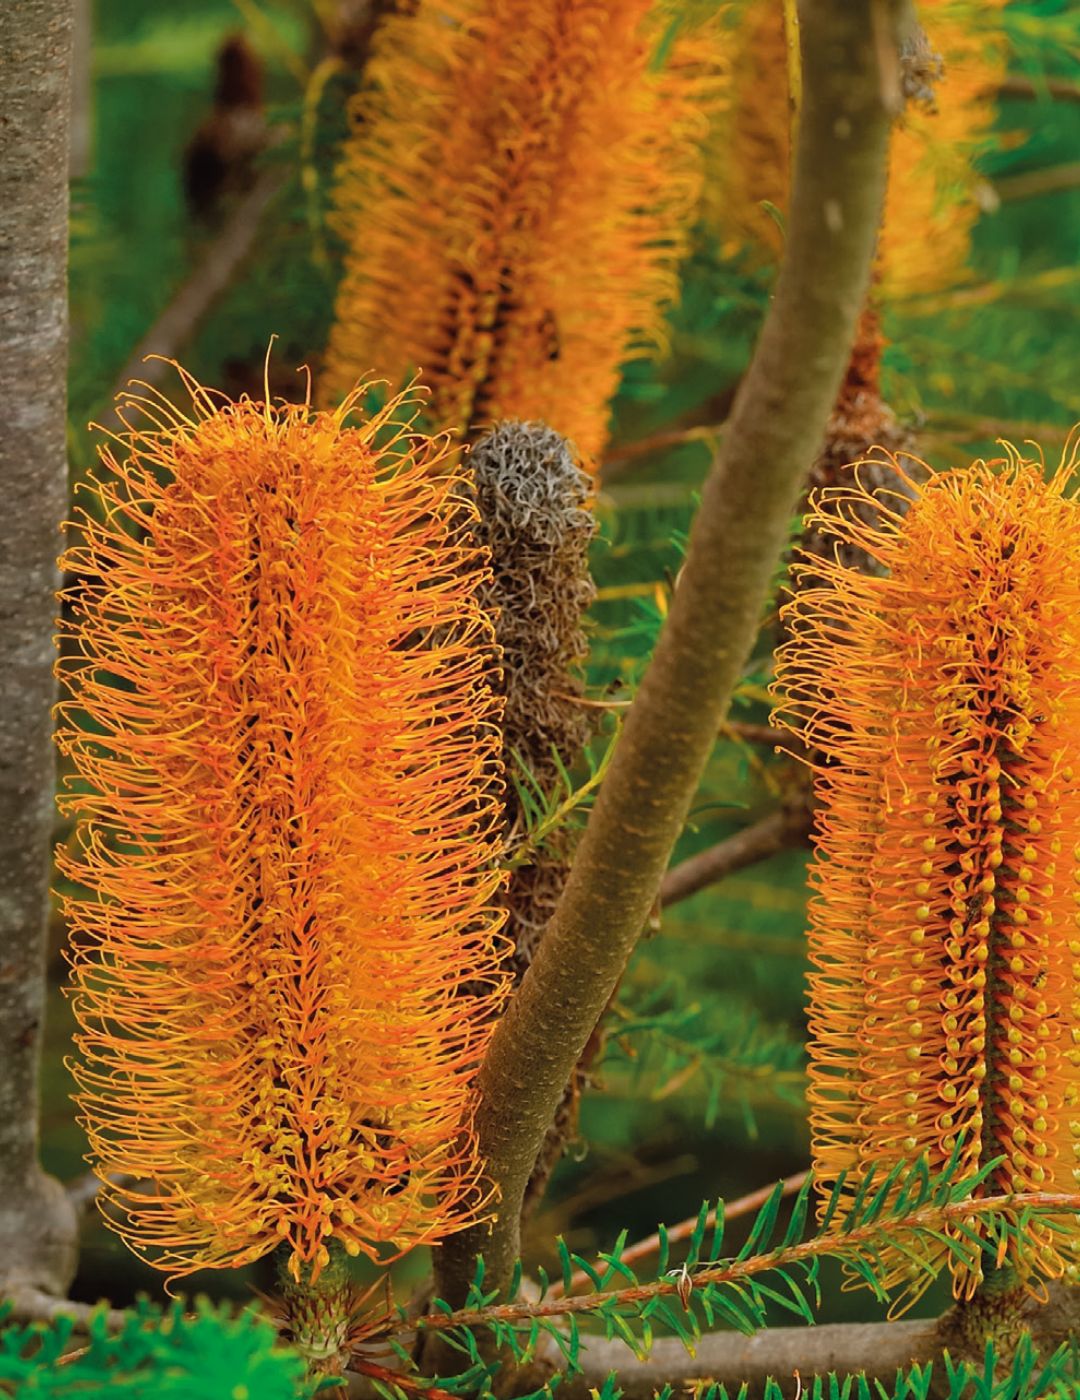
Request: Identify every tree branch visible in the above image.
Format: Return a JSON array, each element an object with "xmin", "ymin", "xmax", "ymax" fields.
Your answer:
[
  {"xmin": 103, "ymin": 164, "xmax": 287, "ymax": 415},
  {"xmin": 997, "ymin": 76, "xmax": 1080, "ymax": 105},
  {"xmin": 432, "ymin": 0, "xmax": 912, "ymax": 1313},
  {"xmin": 563, "ymin": 1320, "xmax": 940, "ymax": 1400},
  {"xmin": 5, "ymin": 1288, "xmax": 128, "ymax": 1334},
  {"xmin": 659, "ymin": 809, "xmax": 810, "ymax": 910},
  {"xmin": 0, "ymin": 0, "xmax": 79, "ymax": 1296}
]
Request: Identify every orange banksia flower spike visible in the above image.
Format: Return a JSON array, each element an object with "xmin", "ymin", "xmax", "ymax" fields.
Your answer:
[
  {"xmin": 322, "ymin": 0, "xmax": 720, "ymax": 465},
  {"xmin": 56, "ymin": 365, "xmax": 510, "ymax": 1282},
  {"xmin": 773, "ymin": 438, "xmax": 1080, "ymax": 1306}
]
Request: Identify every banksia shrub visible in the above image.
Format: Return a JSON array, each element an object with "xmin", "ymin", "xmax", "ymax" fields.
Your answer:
[
  {"xmin": 322, "ymin": 1, "xmax": 718, "ymax": 464},
  {"xmin": 469, "ymin": 421, "xmax": 596, "ymax": 977},
  {"xmin": 707, "ymin": 0, "xmax": 1006, "ymax": 298},
  {"xmin": 56, "ymin": 370, "xmax": 509, "ymax": 1281},
  {"xmin": 773, "ymin": 442, "xmax": 1080, "ymax": 1304}
]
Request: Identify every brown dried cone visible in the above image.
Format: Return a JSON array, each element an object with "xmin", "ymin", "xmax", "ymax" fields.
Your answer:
[
  {"xmin": 469, "ymin": 422, "xmax": 599, "ymax": 1203},
  {"xmin": 780, "ymin": 303, "xmax": 922, "ymax": 635}
]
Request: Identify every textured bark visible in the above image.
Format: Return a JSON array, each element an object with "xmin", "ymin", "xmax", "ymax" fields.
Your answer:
[
  {"xmin": 432, "ymin": 0, "xmax": 913, "ymax": 1318},
  {"xmin": 0, "ymin": 0, "xmax": 79, "ymax": 1294},
  {"xmin": 562, "ymin": 1320, "xmax": 941, "ymax": 1400}
]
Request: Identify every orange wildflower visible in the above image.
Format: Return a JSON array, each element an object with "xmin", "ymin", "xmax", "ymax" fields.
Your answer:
[
  {"xmin": 773, "ymin": 440, "xmax": 1080, "ymax": 1304},
  {"xmin": 707, "ymin": 0, "xmax": 1006, "ymax": 298},
  {"xmin": 56, "ymin": 367, "xmax": 510, "ymax": 1280},
  {"xmin": 322, "ymin": 0, "xmax": 718, "ymax": 465}
]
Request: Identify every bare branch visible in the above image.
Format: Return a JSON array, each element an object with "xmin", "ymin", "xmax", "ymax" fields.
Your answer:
[
  {"xmin": 660, "ymin": 809, "xmax": 810, "ymax": 910},
  {"xmin": 563, "ymin": 1319, "xmax": 940, "ymax": 1400},
  {"xmin": 994, "ymin": 162, "xmax": 1080, "ymax": 205},
  {"xmin": 997, "ymin": 76, "xmax": 1080, "ymax": 105},
  {"xmin": 5, "ymin": 1287, "xmax": 128, "ymax": 1334},
  {"xmin": 65, "ymin": 1170, "xmax": 138, "ymax": 1217},
  {"xmin": 103, "ymin": 164, "xmax": 287, "ymax": 414}
]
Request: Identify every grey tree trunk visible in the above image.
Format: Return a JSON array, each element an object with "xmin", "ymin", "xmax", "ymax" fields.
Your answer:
[{"xmin": 0, "ymin": 0, "xmax": 79, "ymax": 1294}]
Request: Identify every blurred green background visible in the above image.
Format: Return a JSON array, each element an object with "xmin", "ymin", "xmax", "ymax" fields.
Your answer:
[{"xmin": 47, "ymin": 0, "xmax": 1080, "ymax": 1334}]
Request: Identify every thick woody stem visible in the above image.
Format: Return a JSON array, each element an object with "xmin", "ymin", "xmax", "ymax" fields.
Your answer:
[
  {"xmin": 0, "ymin": 0, "xmax": 79, "ymax": 1295},
  {"xmin": 432, "ymin": 0, "xmax": 912, "ymax": 1317}
]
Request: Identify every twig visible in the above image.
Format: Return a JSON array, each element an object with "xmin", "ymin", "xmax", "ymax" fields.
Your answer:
[
  {"xmin": 994, "ymin": 162, "xmax": 1080, "ymax": 205},
  {"xmin": 65, "ymin": 1169, "xmax": 138, "ymax": 1215},
  {"xmin": 660, "ymin": 808, "xmax": 811, "ymax": 910},
  {"xmin": 602, "ymin": 423, "xmax": 726, "ymax": 475},
  {"xmin": 553, "ymin": 1170, "xmax": 810, "ymax": 1299},
  {"xmin": 921, "ymin": 411, "xmax": 1076, "ymax": 446},
  {"xmin": 103, "ymin": 163, "xmax": 287, "ymax": 416},
  {"xmin": 997, "ymin": 76, "xmax": 1080, "ymax": 105}
]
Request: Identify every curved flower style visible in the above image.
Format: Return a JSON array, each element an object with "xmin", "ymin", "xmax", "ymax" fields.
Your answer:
[
  {"xmin": 56, "ymin": 369, "xmax": 510, "ymax": 1280},
  {"xmin": 322, "ymin": 0, "xmax": 719, "ymax": 465},
  {"xmin": 773, "ymin": 440, "xmax": 1080, "ymax": 1304},
  {"xmin": 707, "ymin": 0, "xmax": 1006, "ymax": 298}
]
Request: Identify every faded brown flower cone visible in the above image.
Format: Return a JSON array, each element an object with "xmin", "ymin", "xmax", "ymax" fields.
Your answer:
[{"xmin": 469, "ymin": 422, "xmax": 600, "ymax": 1202}]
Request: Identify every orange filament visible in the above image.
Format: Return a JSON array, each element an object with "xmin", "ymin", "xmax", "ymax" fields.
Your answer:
[
  {"xmin": 322, "ymin": 0, "xmax": 719, "ymax": 465},
  {"xmin": 773, "ymin": 438, "xmax": 1080, "ymax": 1305},
  {"xmin": 56, "ymin": 367, "xmax": 510, "ymax": 1281}
]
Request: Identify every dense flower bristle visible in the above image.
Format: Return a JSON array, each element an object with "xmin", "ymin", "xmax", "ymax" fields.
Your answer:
[
  {"xmin": 321, "ymin": 0, "xmax": 719, "ymax": 464},
  {"xmin": 706, "ymin": 0, "xmax": 1006, "ymax": 298},
  {"xmin": 56, "ymin": 369, "xmax": 510, "ymax": 1279},
  {"xmin": 773, "ymin": 440, "xmax": 1080, "ymax": 1304}
]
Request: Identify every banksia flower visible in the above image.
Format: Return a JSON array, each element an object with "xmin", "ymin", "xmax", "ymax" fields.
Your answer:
[
  {"xmin": 707, "ymin": 0, "xmax": 1005, "ymax": 299},
  {"xmin": 322, "ymin": 1, "xmax": 719, "ymax": 464},
  {"xmin": 56, "ymin": 368, "xmax": 509, "ymax": 1281},
  {"xmin": 469, "ymin": 421, "xmax": 596, "ymax": 976},
  {"xmin": 773, "ymin": 441, "xmax": 1080, "ymax": 1304}
]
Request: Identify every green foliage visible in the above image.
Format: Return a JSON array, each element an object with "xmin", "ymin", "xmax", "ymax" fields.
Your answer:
[
  {"xmin": 0, "ymin": 1298, "xmax": 312, "ymax": 1399},
  {"xmin": 602, "ymin": 978, "xmax": 805, "ymax": 1130}
]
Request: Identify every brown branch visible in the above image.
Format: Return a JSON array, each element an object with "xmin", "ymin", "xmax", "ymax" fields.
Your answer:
[
  {"xmin": 564, "ymin": 1319, "xmax": 941, "ymax": 1400},
  {"xmin": 997, "ymin": 76, "xmax": 1080, "ymax": 105},
  {"xmin": 65, "ymin": 1169, "xmax": 138, "ymax": 1216},
  {"xmin": 5, "ymin": 1288, "xmax": 129, "ymax": 1334},
  {"xmin": 103, "ymin": 163, "xmax": 287, "ymax": 414},
  {"xmin": 601, "ymin": 423, "xmax": 727, "ymax": 475},
  {"xmin": 347, "ymin": 1322, "xmax": 937, "ymax": 1400},
  {"xmin": 430, "ymin": 0, "xmax": 914, "ymax": 1317},
  {"xmin": 0, "ymin": 0, "xmax": 80, "ymax": 1297},
  {"xmin": 994, "ymin": 162, "xmax": 1080, "ymax": 205},
  {"xmin": 659, "ymin": 809, "xmax": 809, "ymax": 910}
]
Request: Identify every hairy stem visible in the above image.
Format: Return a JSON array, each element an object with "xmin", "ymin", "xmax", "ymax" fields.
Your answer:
[{"xmin": 432, "ymin": 0, "xmax": 913, "ymax": 1312}]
